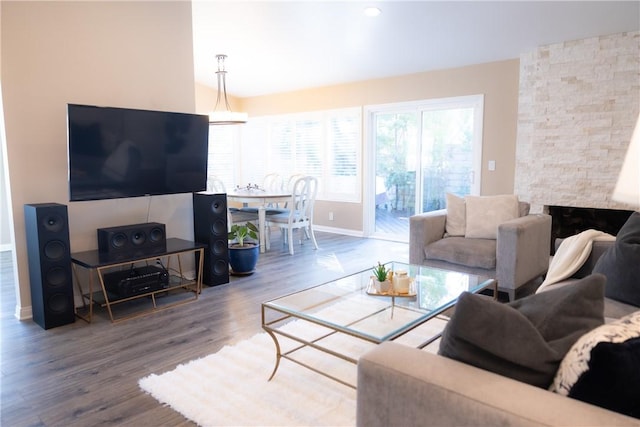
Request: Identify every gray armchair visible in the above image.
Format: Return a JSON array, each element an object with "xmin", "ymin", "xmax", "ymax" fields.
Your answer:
[{"xmin": 409, "ymin": 202, "xmax": 551, "ymax": 301}]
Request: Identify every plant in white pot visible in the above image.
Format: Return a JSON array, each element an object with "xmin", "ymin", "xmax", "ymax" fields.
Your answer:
[
  {"xmin": 228, "ymin": 222, "xmax": 260, "ymax": 275},
  {"xmin": 372, "ymin": 262, "xmax": 392, "ymax": 293}
]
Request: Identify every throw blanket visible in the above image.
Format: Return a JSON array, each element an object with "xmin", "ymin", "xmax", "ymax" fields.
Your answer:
[{"xmin": 537, "ymin": 229, "xmax": 615, "ymax": 293}]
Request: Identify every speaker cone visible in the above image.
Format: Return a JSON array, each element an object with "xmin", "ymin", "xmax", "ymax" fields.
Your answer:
[
  {"xmin": 48, "ymin": 293, "xmax": 70, "ymax": 313},
  {"xmin": 42, "ymin": 214, "xmax": 64, "ymax": 233},
  {"xmin": 111, "ymin": 232, "xmax": 128, "ymax": 249},
  {"xmin": 46, "ymin": 266, "xmax": 69, "ymax": 287},
  {"xmin": 149, "ymin": 227, "xmax": 164, "ymax": 243},
  {"xmin": 213, "ymin": 259, "xmax": 228, "ymax": 275},
  {"xmin": 131, "ymin": 231, "xmax": 146, "ymax": 245},
  {"xmin": 43, "ymin": 240, "xmax": 66, "ymax": 261},
  {"xmin": 213, "ymin": 239, "xmax": 226, "ymax": 255},
  {"xmin": 212, "ymin": 219, "xmax": 226, "ymax": 235},
  {"xmin": 211, "ymin": 201, "xmax": 225, "ymax": 215}
]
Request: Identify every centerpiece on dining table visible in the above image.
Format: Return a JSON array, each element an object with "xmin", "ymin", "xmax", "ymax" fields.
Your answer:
[{"xmin": 235, "ymin": 183, "xmax": 265, "ymax": 193}]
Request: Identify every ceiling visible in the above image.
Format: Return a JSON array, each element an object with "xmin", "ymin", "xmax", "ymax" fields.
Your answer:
[{"xmin": 192, "ymin": 1, "xmax": 640, "ymax": 98}]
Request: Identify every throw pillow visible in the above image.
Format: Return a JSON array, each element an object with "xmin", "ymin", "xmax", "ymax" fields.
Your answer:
[
  {"xmin": 593, "ymin": 212, "xmax": 640, "ymax": 307},
  {"xmin": 550, "ymin": 311, "xmax": 640, "ymax": 418},
  {"xmin": 438, "ymin": 274, "xmax": 605, "ymax": 388},
  {"xmin": 444, "ymin": 193, "xmax": 466, "ymax": 237},
  {"xmin": 464, "ymin": 195, "xmax": 519, "ymax": 239}
]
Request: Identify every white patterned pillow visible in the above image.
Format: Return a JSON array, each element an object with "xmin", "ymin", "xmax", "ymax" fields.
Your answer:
[{"xmin": 550, "ymin": 310, "xmax": 640, "ymax": 395}]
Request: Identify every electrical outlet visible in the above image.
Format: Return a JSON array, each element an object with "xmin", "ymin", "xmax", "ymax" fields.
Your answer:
[{"xmin": 329, "ymin": 212, "xmax": 334, "ymax": 221}]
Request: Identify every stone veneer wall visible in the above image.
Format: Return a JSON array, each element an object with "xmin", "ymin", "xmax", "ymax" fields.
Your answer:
[{"xmin": 515, "ymin": 32, "xmax": 639, "ymax": 213}]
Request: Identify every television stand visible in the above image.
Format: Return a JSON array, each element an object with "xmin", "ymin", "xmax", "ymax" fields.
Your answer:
[{"xmin": 71, "ymin": 238, "xmax": 206, "ymax": 323}]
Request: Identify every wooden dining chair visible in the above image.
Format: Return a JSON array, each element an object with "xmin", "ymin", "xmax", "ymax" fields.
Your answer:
[{"xmin": 266, "ymin": 176, "xmax": 319, "ymax": 255}]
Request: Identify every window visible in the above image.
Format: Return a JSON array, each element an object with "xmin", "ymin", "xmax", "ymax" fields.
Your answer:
[
  {"xmin": 238, "ymin": 108, "xmax": 361, "ymax": 202},
  {"xmin": 207, "ymin": 125, "xmax": 237, "ymax": 191}
]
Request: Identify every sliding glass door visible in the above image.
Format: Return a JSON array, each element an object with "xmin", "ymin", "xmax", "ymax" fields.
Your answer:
[{"xmin": 366, "ymin": 95, "xmax": 484, "ymax": 242}]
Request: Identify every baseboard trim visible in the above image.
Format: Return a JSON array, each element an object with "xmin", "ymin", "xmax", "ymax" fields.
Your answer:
[
  {"xmin": 313, "ymin": 225, "xmax": 363, "ymax": 237},
  {"xmin": 15, "ymin": 304, "xmax": 32, "ymax": 321}
]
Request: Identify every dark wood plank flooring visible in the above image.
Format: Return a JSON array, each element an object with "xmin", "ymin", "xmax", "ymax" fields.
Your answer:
[{"xmin": 1, "ymin": 232, "xmax": 408, "ymax": 426}]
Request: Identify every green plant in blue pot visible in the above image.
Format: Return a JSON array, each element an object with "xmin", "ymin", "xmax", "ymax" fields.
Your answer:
[{"xmin": 228, "ymin": 222, "xmax": 260, "ymax": 275}]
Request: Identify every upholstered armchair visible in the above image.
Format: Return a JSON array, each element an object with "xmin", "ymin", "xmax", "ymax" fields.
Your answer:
[{"xmin": 409, "ymin": 194, "xmax": 552, "ymax": 301}]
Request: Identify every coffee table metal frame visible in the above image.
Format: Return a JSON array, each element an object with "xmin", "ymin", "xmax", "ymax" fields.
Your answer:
[{"xmin": 261, "ymin": 261, "xmax": 496, "ymax": 388}]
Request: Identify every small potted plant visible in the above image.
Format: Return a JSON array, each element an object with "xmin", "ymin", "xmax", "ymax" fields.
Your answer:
[
  {"xmin": 372, "ymin": 261, "xmax": 391, "ymax": 293},
  {"xmin": 228, "ymin": 222, "xmax": 260, "ymax": 275}
]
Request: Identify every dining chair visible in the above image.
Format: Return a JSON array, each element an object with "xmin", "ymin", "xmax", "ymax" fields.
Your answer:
[
  {"xmin": 266, "ymin": 176, "xmax": 319, "ymax": 255},
  {"xmin": 285, "ymin": 173, "xmax": 305, "ymax": 192},
  {"xmin": 206, "ymin": 177, "xmax": 258, "ymax": 231},
  {"xmin": 263, "ymin": 173, "xmax": 284, "ymax": 192},
  {"xmin": 268, "ymin": 172, "xmax": 305, "ymax": 214}
]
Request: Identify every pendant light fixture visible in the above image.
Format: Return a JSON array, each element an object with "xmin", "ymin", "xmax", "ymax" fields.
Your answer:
[{"xmin": 209, "ymin": 54, "xmax": 248, "ymax": 125}]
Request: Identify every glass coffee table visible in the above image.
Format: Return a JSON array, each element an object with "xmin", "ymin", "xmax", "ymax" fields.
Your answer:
[{"xmin": 261, "ymin": 261, "xmax": 496, "ymax": 388}]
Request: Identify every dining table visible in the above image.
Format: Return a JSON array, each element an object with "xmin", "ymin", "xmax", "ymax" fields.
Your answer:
[{"xmin": 226, "ymin": 189, "xmax": 292, "ymax": 253}]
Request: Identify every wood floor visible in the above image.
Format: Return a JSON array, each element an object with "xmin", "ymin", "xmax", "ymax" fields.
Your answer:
[{"xmin": 1, "ymin": 232, "xmax": 408, "ymax": 426}]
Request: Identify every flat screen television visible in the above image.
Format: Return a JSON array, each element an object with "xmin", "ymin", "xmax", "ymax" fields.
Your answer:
[{"xmin": 67, "ymin": 104, "xmax": 209, "ymax": 202}]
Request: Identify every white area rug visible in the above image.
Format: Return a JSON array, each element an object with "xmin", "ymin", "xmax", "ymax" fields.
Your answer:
[
  {"xmin": 139, "ymin": 298, "xmax": 447, "ymax": 426},
  {"xmin": 139, "ymin": 326, "xmax": 359, "ymax": 426}
]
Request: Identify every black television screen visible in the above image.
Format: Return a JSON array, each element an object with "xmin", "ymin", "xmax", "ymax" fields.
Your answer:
[{"xmin": 67, "ymin": 104, "xmax": 209, "ymax": 202}]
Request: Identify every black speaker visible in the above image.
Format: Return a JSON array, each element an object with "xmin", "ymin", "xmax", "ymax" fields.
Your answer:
[
  {"xmin": 193, "ymin": 193, "xmax": 229, "ymax": 286},
  {"xmin": 97, "ymin": 222, "xmax": 166, "ymax": 260},
  {"xmin": 24, "ymin": 203, "xmax": 75, "ymax": 330}
]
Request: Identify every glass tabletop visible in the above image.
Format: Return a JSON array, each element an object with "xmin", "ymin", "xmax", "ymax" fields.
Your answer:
[{"xmin": 263, "ymin": 261, "xmax": 494, "ymax": 343}]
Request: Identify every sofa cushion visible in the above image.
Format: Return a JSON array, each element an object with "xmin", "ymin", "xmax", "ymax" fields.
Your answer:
[
  {"xmin": 438, "ymin": 274, "xmax": 605, "ymax": 388},
  {"xmin": 424, "ymin": 237, "xmax": 496, "ymax": 269},
  {"xmin": 550, "ymin": 311, "xmax": 640, "ymax": 418},
  {"xmin": 464, "ymin": 195, "xmax": 519, "ymax": 239},
  {"xmin": 593, "ymin": 212, "xmax": 640, "ymax": 307},
  {"xmin": 445, "ymin": 193, "xmax": 466, "ymax": 237}
]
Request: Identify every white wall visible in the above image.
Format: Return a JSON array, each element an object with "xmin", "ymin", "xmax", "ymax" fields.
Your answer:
[
  {"xmin": 1, "ymin": 91, "xmax": 11, "ymax": 251},
  {"xmin": 0, "ymin": 2, "xmax": 11, "ymax": 252},
  {"xmin": 2, "ymin": 1, "xmax": 197, "ymax": 319}
]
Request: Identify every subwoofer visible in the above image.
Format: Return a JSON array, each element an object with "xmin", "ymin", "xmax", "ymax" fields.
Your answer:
[
  {"xmin": 193, "ymin": 193, "xmax": 229, "ymax": 286},
  {"xmin": 24, "ymin": 203, "xmax": 75, "ymax": 330},
  {"xmin": 97, "ymin": 222, "xmax": 166, "ymax": 260}
]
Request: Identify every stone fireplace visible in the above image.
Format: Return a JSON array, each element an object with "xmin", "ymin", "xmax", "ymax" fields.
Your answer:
[{"xmin": 514, "ymin": 32, "xmax": 639, "ymax": 244}]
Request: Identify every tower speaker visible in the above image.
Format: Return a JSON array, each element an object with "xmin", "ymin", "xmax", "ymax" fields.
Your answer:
[
  {"xmin": 24, "ymin": 203, "xmax": 75, "ymax": 330},
  {"xmin": 193, "ymin": 193, "xmax": 229, "ymax": 286},
  {"xmin": 97, "ymin": 222, "xmax": 166, "ymax": 260}
]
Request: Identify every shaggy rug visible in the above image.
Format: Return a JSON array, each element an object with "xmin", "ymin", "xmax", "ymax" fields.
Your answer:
[
  {"xmin": 139, "ymin": 302, "xmax": 447, "ymax": 426},
  {"xmin": 139, "ymin": 328, "xmax": 358, "ymax": 426}
]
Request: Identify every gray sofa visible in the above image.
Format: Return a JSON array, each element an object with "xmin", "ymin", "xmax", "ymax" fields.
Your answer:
[
  {"xmin": 358, "ymin": 238, "xmax": 640, "ymax": 426},
  {"xmin": 409, "ymin": 202, "xmax": 551, "ymax": 301},
  {"xmin": 357, "ymin": 339, "xmax": 639, "ymax": 427}
]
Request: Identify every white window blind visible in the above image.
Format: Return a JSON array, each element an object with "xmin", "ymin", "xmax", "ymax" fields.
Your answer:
[
  {"xmin": 207, "ymin": 125, "xmax": 236, "ymax": 191},
  {"xmin": 239, "ymin": 108, "xmax": 361, "ymax": 202},
  {"xmin": 326, "ymin": 113, "xmax": 360, "ymax": 200}
]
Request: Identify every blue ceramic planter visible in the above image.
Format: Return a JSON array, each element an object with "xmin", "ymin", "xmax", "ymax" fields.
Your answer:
[{"xmin": 228, "ymin": 244, "xmax": 259, "ymax": 275}]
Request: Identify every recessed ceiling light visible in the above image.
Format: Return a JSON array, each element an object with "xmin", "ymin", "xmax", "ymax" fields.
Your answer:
[{"xmin": 364, "ymin": 7, "xmax": 381, "ymax": 17}]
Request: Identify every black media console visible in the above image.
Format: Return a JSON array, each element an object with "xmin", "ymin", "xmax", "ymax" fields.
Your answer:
[{"xmin": 71, "ymin": 238, "xmax": 205, "ymax": 323}]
